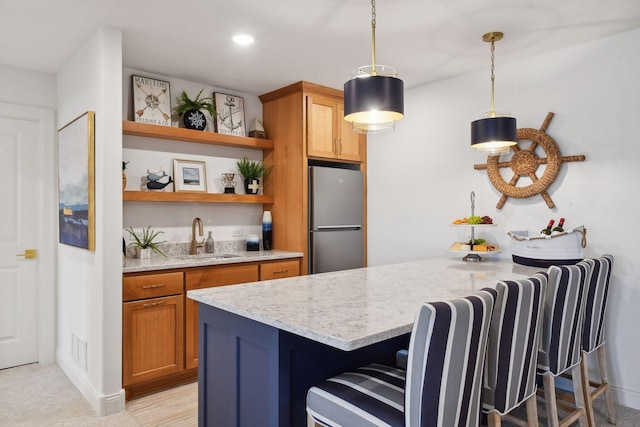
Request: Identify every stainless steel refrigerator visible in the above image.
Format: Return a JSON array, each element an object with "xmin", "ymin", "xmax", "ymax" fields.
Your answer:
[{"xmin": 308, "ymin": 166, "xmax": 364, "ymax": 274}]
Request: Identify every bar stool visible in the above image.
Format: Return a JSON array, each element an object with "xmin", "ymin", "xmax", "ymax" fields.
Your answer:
[
  {"xmin": 306, "ymin": 290, "xmax": 495, "ymax": 427},
  {"xmin": 538, "ymin": 263, "xmax": 591, "ymax": 427},
  {"xmin": 482, "ymin": 274, "xmax": 547, "ymax": 427},
  {"xmin": 579, "ymin": 255, "xmax": 616, "ymax": 425}
]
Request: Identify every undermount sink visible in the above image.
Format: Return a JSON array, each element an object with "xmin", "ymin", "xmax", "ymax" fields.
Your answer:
[{"xmin": 173, "ymin": 253, "xmax": 241, "ymax": 261}]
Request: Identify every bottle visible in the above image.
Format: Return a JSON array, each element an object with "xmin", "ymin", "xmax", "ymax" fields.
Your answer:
[
  {"xmin": 540, "ymin": 219, "xmax": 554, "ymax": 236},
  {"xmin": 262, "ymin": 211, "xmax": 272, "ymax": 250},
  {"xmin": 552, "ymin": 217, "xmax": 565, "ymax": 234},
  {"xmin": 204, "ymin": 231, "xmax": 214, "ymax": 253}
]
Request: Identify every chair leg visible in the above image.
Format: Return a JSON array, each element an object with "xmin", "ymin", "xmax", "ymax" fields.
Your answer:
[
  {"xmin": 307, "ymin": 411, "xmax": 319, "ymax": 427},
  {"xmin": 524, "ymin": 393, "xmax": 539, "ymax": 427},
  {"xmin": 580, "ymin": 353, "xmax": 597, "ymax": 427},
  {"xmin": 571, "ymin": 363, "xmax": 591, "ymax": 427},
  {"xmin": 487, "ymin": 411, "xmax": 501, "ymax": 427},
  {"xmin": 597, "ymin": 346, "xmax": 617, "ymax": 424},
  {"xmin": 543, "ymin": 372, "xmax": 561, "ymax": 427}
]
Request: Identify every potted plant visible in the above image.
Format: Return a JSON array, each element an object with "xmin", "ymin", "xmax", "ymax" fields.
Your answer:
[
  {"xmin": 125, "ymin": 226, "xmax": 167, "ymax": 258},
  {"xmin": 175, "ymin": 88, "xmax": 216, "ymax": 131},
  {"xmin": 236, "ymin": 157, "xmax": 273, "ymax": 195}
]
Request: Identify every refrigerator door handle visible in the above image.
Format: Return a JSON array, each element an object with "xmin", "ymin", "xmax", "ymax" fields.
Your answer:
[{"xmin": 316, "ymin": 225, "xmax": 362, "ymax": 230}]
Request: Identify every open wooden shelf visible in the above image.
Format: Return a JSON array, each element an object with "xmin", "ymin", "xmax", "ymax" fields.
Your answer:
[
  {"xmin": 123, "ymin": 191, "xmax": 273, "ymax": 204},
  {"xmin": 123, "ymin": 121, "xmax": 274, "ymax": 151}
]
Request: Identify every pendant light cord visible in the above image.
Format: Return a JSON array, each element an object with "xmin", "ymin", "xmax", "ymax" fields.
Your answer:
[
  {"xmin": 490, "ymin": 37, "xmax": 496, "ymax": 117},
  {"xmin": 371, "ymin": 0, "xmax": 377, "ymax": 75}
]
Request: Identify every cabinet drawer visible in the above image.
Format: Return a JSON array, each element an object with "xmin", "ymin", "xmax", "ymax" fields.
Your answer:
[
  {"xmin": 185, "ymin": 264, "xmax": 259, "ymax": 291},
  {"xmin": 260, "ymin": 259, "xmax": 300, "ymax": 280},
  {"xmin": 123, "ymin": 272, "xmax": 184, "ymax": 302}
]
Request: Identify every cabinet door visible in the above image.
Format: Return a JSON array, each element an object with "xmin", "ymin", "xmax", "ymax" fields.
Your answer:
[
  {"xmin": 260, "ymin": 259, "xmax": 301, "ymax": 280},
  {"xmin": 307, "ymin": 95, "xmax": 337, "ymax": 159},
  {"xmin": 123, "ymin": 295, "xmax": 184, "ymax": 386},
  {"xmin": 338, "ymin": 103, "xmax": 364, "ymax": 162},
  {"xmin": 185, "ymin": 264, "xmax": 260, "ymax": 370}
]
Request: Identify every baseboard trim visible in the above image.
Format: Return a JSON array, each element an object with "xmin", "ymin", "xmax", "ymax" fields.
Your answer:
[
  {"xmin": 611, "ymin": 384, "xmax": 640, "ymax": 411},
  {"xmin": 55, "ymin": 348, "xmax": 125, "ymax": 416}
]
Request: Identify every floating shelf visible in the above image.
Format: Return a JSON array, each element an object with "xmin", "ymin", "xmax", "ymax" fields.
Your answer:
[
  {"xmin": 123, "ymin": 121, "xmax": 274, "ymax": 151},
  {"xmin": 123, "ymin": 191, "xmax": 273, "ymax": 204}
]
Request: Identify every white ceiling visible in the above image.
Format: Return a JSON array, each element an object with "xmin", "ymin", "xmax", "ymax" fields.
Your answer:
[{"xmin": 2, "ymin": 0, "xmax": 640, "ymax": 96}]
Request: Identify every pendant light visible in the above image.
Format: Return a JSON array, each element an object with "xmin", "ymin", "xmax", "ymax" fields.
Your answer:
[
  {"xmin": 471, "ymin": 32, "xmax": 517, "ymax": 153},
  {"xmin": 344, "ymin": 0, "xmax": 404, "ymax": 134}
]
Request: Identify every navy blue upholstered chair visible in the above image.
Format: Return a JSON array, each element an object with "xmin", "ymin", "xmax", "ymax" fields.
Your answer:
[
  {"xmin": 579, "ymin": 255, "xmax": 616, "ymax": 426},
  {"xmin": 538, "ymin": 263, "xmax": 591, "ymax": 427},
  {"xmin": 482, "ymin": 274, "xmax": 547, "ymax": 427},
  {"xmin": 306, "ymin": 290, "xmax": 495, "ymax": 427}
]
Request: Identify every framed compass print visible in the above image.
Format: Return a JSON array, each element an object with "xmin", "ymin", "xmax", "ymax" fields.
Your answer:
[
  {"xmin": 213, "ymin": 92, "xmax": 246, "ymax": 136},
  {"xmin": 132, "ymin": 75, "xmax": 171, "ymax": 127}
]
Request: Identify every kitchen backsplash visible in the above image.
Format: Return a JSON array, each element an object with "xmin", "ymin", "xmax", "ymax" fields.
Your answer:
[{"xmin": 124, "ymin": 239, "xmax": 248, "ymax": 258}]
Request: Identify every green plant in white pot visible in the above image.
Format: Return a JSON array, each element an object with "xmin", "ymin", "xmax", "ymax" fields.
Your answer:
[
  {"xmin": 236, "ymin": 157, "xmax": 273, "ymax": 195},
  {"xmin": 125, "ymin": 226, "xmax": 167, "ymax": 258}
]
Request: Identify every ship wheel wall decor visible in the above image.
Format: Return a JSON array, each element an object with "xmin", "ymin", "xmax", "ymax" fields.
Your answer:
[{"xmin": 474, "ymin": 112, "xmax": 585, "ymax": 209}]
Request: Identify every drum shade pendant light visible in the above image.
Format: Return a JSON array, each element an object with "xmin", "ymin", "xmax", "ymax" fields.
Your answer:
[
  {"xmin": 471, "ymin": 32, "xmax": 517, "ymax": 153},
  {"xmin": 344, "ymin": 0, "xmax": 404, "ymax": 134}
]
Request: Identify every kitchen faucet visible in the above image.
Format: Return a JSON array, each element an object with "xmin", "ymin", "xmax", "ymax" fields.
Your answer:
[{"xmin": 190, "ymin": 217, "xmax": 204, "ymax": 255}]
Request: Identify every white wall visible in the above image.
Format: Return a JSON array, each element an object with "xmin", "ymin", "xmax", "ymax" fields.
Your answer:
[
  {"xmin": 121, "ymin": 68, "xmax": 266, "ymax": 243},
  {"xmin": 0, "ymin": 64, "xmax": 56, "ymax": 109},
  {"xmin": 56, "ymin": 27, "xmax": 124, "ymax": 416},
  {"xmin": 368, "ymin": 28, "xmax": 640, "ymax": 408}
]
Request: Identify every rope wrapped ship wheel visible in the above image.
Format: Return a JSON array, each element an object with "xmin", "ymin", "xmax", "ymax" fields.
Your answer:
[{"xmin": 474, "ymin": 112, "xmax": 585, "ymax": 209}]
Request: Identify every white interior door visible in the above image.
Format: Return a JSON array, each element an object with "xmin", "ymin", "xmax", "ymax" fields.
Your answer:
[{"xmin": 0, "ymin": 114, "xmax": 41, "ymax": 369}]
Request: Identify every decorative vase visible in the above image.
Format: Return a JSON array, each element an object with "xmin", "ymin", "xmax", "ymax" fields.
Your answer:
[
  {"xmin": 137, "ymin": 248, "xmax": 152, "ymax": 259},
  {"xmin": 183, "ymin": 109, "xmax": 207, "ymax": 131},
  {"xmin": 122, "ymin": 171, "xmax": 127, "ymax": 190},
  {"xmin": 262, "ymin": 211, "xmax": 272, "ymax": 250},
  {"xmin": 244, "ymin": 178, "xmax": 260, "ymax": 195}
]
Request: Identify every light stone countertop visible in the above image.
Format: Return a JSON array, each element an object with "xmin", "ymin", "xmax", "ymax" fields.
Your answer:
[
  {"xmin": 188, "ymin": 257, "xmax": 541, "ymax": 351},
  {"xmin": 123, "ymin": 249, "xmax": 303, "ymax": 273}
]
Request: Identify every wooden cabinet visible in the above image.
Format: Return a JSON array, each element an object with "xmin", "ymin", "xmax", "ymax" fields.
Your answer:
[
  {"xmin": 260, "ymin": 81, "xmax": 367, "ymax": 274},
  {"xmin": 184, "ymin": 264, "xmax": 260, "ymax": 370},
  {"xmin": 122, "ymin": 272, "xmax": 185, "ymax": 388},
  {"xmin": 307, "ymin": 94, "xmax": 363, "ymax": 162},
  {"xmin": 123, "ymin": 257, "xmax": 301, "ymax": 398}
]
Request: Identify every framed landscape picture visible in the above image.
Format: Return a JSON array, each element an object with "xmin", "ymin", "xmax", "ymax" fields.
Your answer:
[
  {"xmin": 57, "ymin": 111, "xmax": 95, "ymax": 250},
  {"xmin": 132, "ymin": 75, "xmax": 172, "ymax": 127},
  {"xmin": 213, "ymin": 92, "xmax": 246, "ymax": 136},
  {"xmin": 174, "ymin": 159, "xmax": 208, "ymax": 193}
]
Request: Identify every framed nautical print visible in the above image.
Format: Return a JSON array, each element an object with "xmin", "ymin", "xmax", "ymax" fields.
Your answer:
[
  {"xmin": 213, "ymin": 92, "xmax": 246, "ymax": 136},
  {"xmin": 132, "ymin": 75, "xmax": 172, "ymax": 127},
  {"xmin": 57, "ymin": 111, "xmax": 95, "ymax": 250}
]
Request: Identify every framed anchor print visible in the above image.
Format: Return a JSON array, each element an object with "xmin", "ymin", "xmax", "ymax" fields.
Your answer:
[
  {"xmin": 132, "ymin": 75, "xmax": 171, "ymax": 127},
  {"xmin": 213, "ymin": 92, "xmax": 246, "ymax": 136}
]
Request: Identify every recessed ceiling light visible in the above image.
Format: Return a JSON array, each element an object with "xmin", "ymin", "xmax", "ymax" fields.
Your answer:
[{"xmin": 233, "ymin": 34, "xmax": 254, "ymax": 45}]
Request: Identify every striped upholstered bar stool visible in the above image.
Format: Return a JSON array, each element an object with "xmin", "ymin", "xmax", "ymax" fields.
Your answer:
[
  {"xmin": 306, "ymin": 290, "xmax": 495, "ymax": 427},
  {"xmin": 579, "ymin": 255, "xmax": 616, "ymax": 426},
  {"xmin": 537, "ymin": 263, "xmax": 591, "ymax": 427},
  {"xmin": 482, "ymin": 274, "xmax": 547, "ymax": 427}
]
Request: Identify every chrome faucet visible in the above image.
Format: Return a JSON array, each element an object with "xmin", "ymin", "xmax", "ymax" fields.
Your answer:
[{"xmin": 190, "ymin": 217, "xmax": 204, "ymax": 255}]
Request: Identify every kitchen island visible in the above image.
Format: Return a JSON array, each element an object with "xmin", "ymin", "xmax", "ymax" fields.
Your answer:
[{"xmin": 188, "ymin": 257, "xmax": 540, "ymax": 427}]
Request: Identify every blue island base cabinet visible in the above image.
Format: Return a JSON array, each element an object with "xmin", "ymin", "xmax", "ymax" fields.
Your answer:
[{"xmin": 197, "ymin": 303, "xmax": 410, "ymax": 427}]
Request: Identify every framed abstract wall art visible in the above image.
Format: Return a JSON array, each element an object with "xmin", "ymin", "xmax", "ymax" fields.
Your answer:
[
  {"xmin": 57, "ymin": 111, "xmax": 95, "ymax": 250},
  {"xmin": 173, "ymin": 159, "xmax": 208, "ymax": 193}
]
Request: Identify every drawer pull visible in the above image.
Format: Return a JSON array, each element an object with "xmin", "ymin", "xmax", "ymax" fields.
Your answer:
[
  {"xmin": 142, "ymin": 283, "xmax": 166, "ymax": 289},
  {"xmin": 142, "ymin": 301, "xmax": 166, "ymax": 308},
  {"xmin": 273, "ymin": 269, "xmax": 288, "ymax": 274}
]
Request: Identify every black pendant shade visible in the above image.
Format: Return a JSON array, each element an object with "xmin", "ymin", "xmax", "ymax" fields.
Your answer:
[
  {"xmin": 344, "ymin": 74, "xmax": 404, "ymax": 132},
  {"xmin": 470, "ymin": 116, "xmax": 517, "ymax": 150}
]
